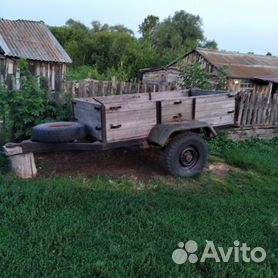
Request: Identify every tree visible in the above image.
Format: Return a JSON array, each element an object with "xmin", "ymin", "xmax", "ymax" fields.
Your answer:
[
  {"xmin": 200, "ymin": 39, "xmax": 218, "ymax": 49},
  {"xmin": 138, "ymin": 15, "xmax": 159, "ymax": 38},
  {"xmin": 150, "ymin": 10, "xmax": 204, "ymax": 63},
  {"xmin": 178, "ymin": 60, "xmax": 210, "ymax": 89},
  {"xmin": 178, "ymin": 60, "xmax": 227, "ymax": 90},
  {"xmin": 50, "ymin": 12, "xmax": 217, "ymax": 81},
  {"xmin": 110, "ymin": 24, "xmax": 134, "ymax": 36},
  {"xmin": 217, "ymin": 67, "xmax": 227, "ymax": 90}
]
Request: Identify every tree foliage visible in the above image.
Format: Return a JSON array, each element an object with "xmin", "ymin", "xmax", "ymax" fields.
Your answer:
[
  {"xmin": 178, "ymin": 60, "xmax": 210, "ymax": 89},
  {"xmin": 50, "ymin": 10, "xmax": 217, "ymax": 81},
  {"xmin": 178, "ymin": 60, "xmax": 227, "ymax": 90},
  {"xmin": 138, "ymin": 15, "xmax": 159, "ymax": 39}
]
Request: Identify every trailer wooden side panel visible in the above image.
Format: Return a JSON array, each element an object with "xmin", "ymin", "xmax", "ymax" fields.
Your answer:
[
  {"xmin": 104, "ymin": 100, "xmax": 157, "ymax": 142},
  {"xmin": 194, "ymin": 94, "xmax": 236, "ymax": 126},
  {"xmin": 73, "ymin": 99, "xmax": 102, "ymax": 140},
  {"xmin": 160, "ymin": 98, "xmax": 193, "ymax": 122}
]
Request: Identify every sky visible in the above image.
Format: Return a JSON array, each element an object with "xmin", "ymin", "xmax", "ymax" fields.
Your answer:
[{"xmin": 1, "ymin": 0, "xmax": 277, "ymax": 55}]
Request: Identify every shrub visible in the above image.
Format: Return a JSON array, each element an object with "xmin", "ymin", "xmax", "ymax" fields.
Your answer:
[
  {"xmin": 0, "ymin": 60, "xmax": 70, "ymax": 142},
  {"xmin": 178, "ymin": 59, "xmax": 227, "ymax": 90},
  {"xmin": 178, "ymin": 60, "xmax": 210, "ymax": 89}
]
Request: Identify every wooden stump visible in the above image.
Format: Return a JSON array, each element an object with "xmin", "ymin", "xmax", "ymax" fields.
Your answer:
[{"xmin": 3, "ymin": 145, "xmax": 37, "ymax": 179}]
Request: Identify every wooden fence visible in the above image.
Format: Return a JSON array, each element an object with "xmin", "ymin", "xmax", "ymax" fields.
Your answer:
[
  {"xmin": 64, "ymin": 79, "xmax": 176, "ymax": 98},
  {"xmin": 235, "ymin": 91, "xmax": 278, "ymax": 127},
  {"xmin": 62, "ymin": 80, "xmax": 278, "ymax": 129}
]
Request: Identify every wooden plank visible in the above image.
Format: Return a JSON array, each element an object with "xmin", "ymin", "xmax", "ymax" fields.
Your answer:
[
  {"xmin": 106, "ymin": 109, "xmax": 156, "ymax": 123},
  {"xmin": 100, "ymin": 81, "xmax": 105, "ymax": 96},
  {"xmin": 162, "ymin": 104, "xmax": 193, "ymax": 116},
  {"xmin": 197, "ymin": 113, "xmax": 235, "ymax": 126},
  {"xmin": 194, "ymin": 94, "xmax": 235, "ymax": 104},
  {"xmin": 241, "ymin": 92, "xmax": 251, "ymax": 126},
  {"xmin": 136, "ymin": 83, "xmax": 140, "ymax": 94},
  {"xmin": 195, "ymin": 100, "xmax": 235, "ymax": 112},
  {"xmin": 161, "ymin": 98, "xmax": 193, "ymax": 107},
  {"xmin": 106, "ymin": 125, "xmax": 154, "ymax": 142},
  {"xmin": 260, "ymin": 95, "xmax": 269, "ymax": 124},
  {"xmin": 106, "ymin": 117, "xmax": 156, "ymax": 130},
  {"xmin": 161, "ymin": 99, "xmax": 192, "ymax": 114},
  {"xmin": 118, "ymin": 82, "xmax": 123, "ymax": 95},
  {"xmin": 273, "ymin": 93, "xmax": 278, "ymax": 125},
  {"xmin": 95, "ymin": 93, "xmax": 150, "ymax": 104},
  {"xmin": 161, "ymin": 112, "xmax": 192, "ymax": 122},
  {"xmin": 251, "ymin": 93, "xmax": 260, "ymax": 125},
  {"xmin": 73, "ymin": 101, "xmax": 102, "ymax": 140},
  {"xmin": 88, "ymin": 81, "xmax": 95, "ymax": 97},
  {"xmin": 196, "ymin": 108, "xmax": 235, "ymax": 118},
  {"xmin": 235, "ymin": 92, "xmax": 246, "ymax": 126},
  {"xmin": 150, "ymin": 90, "xmax": 188, "ymax": 101},
  {"xmin": 105, "ymin": 101, "xmax": 156, "ymax": 113},
  {"xmin": 73, "ymin": 98, "xmax": 101, "ymax": 106},
  {"xmin": 246, "ymin": 92, "xmax": 256, "ymax": 125}
]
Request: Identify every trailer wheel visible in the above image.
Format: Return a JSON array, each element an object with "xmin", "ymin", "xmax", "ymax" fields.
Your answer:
[
  {"xmin": 164, "ymin": 132, "xmax": 208, "ymax": 177},
  {"xmin": 31, "ymin": 122, "xmax": 86, "ymax": 143}
]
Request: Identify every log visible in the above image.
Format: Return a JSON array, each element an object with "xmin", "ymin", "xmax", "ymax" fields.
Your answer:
[{"xmin": 3, "ymin": 145, "xmax": 37, "ymax": 179}]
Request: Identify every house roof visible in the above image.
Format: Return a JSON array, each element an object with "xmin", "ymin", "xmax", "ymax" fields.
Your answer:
[
  {"xmin": 0, "ymin": 19, "xmax": 72, "ymax": 63},
  {"xmin": 168, "ymin": 47, "xmax": 278, "ymax": 80},
  {"xmin": 195, "ymin": 48, "xmax": 278, "ymax": 79}
]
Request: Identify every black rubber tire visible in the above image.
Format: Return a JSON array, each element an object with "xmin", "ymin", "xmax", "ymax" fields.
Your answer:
[
  {"xmin": 164, "ymin": 132, "xmax": 208, "ymax": 177},
  {"xmin": 31, "ymin": 122, "xmax": 86, "ymax": 143}
]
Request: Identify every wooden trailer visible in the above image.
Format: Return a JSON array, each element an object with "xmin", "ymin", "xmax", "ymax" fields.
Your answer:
[
  {"xmin": 73, "ymin": 90, "xmax": 236, "ymax": 143},
  {"xmin": 4, "ymin": 90, "xmax": 236, "ymax": 179}
]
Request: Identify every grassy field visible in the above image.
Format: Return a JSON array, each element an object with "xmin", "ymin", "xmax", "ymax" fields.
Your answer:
[{"xmin": 0, "ymin": 137, "xmax": 277, "ymax": 277}]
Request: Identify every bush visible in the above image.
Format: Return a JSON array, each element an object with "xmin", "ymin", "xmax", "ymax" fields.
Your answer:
[
  {"xmin": 0, "ymin": 60, "xmax": 70, "ymax": 142},
  {"xmin": 178, "ymin": 59, "xmax": 227, "ymax": 90},
  {"xmin": 178, "ymin": 60, "xmax": 210, "ymax": 89},
  {"xmin": 66, "ymin": 64, "xmax": 129, "ymax": 82}
]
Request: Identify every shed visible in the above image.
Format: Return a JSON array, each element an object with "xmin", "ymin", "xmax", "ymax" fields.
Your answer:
[
  {"xmin": 0, "ymin": 19, "xmax": 72, "ymax": 93},
  {"xmin": 141, "ymin": 48, "xmax": 278, "ymax": 94}
]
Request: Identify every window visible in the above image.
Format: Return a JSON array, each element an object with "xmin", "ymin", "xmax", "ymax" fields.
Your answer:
[{"xmin": 240, "ymin": 79, "xmax": 254, "ymax": 89}]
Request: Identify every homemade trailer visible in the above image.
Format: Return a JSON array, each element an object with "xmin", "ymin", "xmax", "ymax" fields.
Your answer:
[{"xmin": 4, "ymin": 90, "xmax": 236, "ymax": 178}]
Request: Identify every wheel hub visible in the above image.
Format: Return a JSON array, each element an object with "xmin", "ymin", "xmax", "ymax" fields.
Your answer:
[{"xmin": 179, "ymin": 146, "xmax": 199, "ymax": 168}]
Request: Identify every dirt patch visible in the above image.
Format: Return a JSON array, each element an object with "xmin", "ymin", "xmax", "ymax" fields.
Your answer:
[
  {"xmin": 36, "ymin": 148, "xmax": 170, "ymax": 181},
  {"xmin": 36, "ymin": 148, "xmax": 236, "ymax": 181},
  {"xmin": 207, "ymin": 162, "xmax": 237, "ymax": 177}
]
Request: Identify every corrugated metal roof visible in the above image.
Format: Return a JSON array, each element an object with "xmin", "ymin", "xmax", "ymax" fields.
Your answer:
[
  {"xmin": 0, "ymin": 19, "xmax": 72, "ymax": 63},
  {"xmin": 196, "ymin": 48, "xmax": 278, "ymax": 79},
  {"xmin": 163, "ymin": 48, "xmax": 278, "ymax": 81},
  {"xmin": 255, "ymin": 76, "xmax": 278, "ymax": 83}
]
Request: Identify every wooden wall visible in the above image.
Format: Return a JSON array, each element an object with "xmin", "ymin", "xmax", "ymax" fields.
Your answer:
[
  {"xmin": 171, "ymin": 51, "xmax": 217, "ymax": 74},
  {"xmin": 142, "ymin": 68, "xmax": 180, "ymax": 84},
  {"xmin": 227, "ymin": 78, "xmax": 271, "ymax": 94},
  {"xmin": 142, "ymin": 51, "xmax": 219, "ymax": 86},
  {"xmin": 0, "ymin": 56, "xmax": 67, "ymax": 94}
]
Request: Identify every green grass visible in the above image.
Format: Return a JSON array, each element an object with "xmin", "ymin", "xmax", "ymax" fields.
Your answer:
[{"xmin": 0, "ymin": 138, "xmax": 277, "ymax": 277}]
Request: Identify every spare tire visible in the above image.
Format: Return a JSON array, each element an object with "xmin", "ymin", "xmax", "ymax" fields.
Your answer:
[{"xmin": 31, "ymin": 122, "xmax": 86, "ymax": 143}]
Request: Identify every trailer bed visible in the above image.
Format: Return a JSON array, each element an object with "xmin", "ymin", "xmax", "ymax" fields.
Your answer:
[{"xmin": 73, "ymin": 90, "xmax": 236, "ymax": 143}]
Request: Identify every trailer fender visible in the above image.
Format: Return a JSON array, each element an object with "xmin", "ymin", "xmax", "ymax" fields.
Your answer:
[{"xmin": 148, "ymin": 120, "xmax": 217, "ymax": 147}]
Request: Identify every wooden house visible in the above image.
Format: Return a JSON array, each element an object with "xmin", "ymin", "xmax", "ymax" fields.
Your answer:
[
  {"xmin": 0, "ymin": 19, "xmax": 72, "ymax": 93},
  {"xmin": 140, "ymin": 48, "xmax": 278, "ymax": 94}
]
